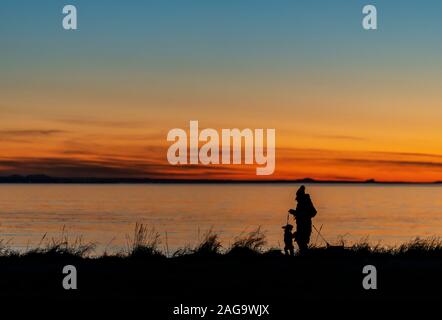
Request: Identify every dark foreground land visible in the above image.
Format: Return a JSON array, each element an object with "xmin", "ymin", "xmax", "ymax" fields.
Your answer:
[{"xmin": 1, "ymin": 227, "xmax": 442, "ymax": 317}]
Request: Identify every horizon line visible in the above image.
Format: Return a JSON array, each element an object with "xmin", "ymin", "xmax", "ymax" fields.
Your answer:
[{"xmin": 0, "ymin": 175, "xmax": 441, "ymax": 185}]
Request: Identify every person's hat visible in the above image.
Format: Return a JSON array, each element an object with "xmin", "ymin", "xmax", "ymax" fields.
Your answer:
[
  {"xmin": 282, "ymin": 224, "xmax": 293, "ymax": 230},
  {"xmin": 296, "ymin": 185, "xmax": 306, "ymax": 196}
]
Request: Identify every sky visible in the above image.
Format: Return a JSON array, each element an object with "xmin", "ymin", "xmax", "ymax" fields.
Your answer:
[{"xmin": 2, "ymin": 0, "xmax": 442, "ymax": 181}]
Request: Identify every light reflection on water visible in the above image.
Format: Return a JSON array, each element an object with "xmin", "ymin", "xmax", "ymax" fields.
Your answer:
[{"xmin": 0, "ymin": 184, "xmax": 441, "ymax": 254}]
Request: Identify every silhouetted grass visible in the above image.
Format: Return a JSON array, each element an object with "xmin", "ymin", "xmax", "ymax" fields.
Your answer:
[
  {"xmin": 395, "ymin": 237, "xmax": 442, "ymax": 257},
  {"xmin": 126, "ymin": 223, "xmax": 165, "ymax": 259},
  {"xmin": 2, "ymin": 225, "xmax": 442, "ymax": 307},
  {"xmin": 227, "ymin": 227, "xmax": 267, "ymax": 256},
  {"xmin": 24, "ymin": 231, "xmax": 95, "ymax": 259},
  {"xmin": 0, "ymin": 239, "xmax": 17, "ymax": 257},
  {"xmin": 2, "ymin": 225, "xmax": 442, "ymax": 259},
  {"xmin": 173, "ymin": 229, "xmax": 222, "ymax": 257}
]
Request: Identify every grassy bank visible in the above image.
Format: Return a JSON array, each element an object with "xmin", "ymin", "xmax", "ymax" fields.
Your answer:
[
  {"xmin": 3, "ymin": 223, "xmax": 442, "ymax": 259},
  {"xmin": 1, "ymin": 223, "xmax": 442, "ymax": 310}
]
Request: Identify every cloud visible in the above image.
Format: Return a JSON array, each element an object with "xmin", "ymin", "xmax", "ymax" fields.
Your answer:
[
  {"xmin": 278, "ymin": 129, "xmax": 368, "ymax": 142},
  {"xmin": 277, "ymin": 147, "xmax": 442, "ymax": 161},
  {"xmin": 0, "ymin": 156, "xmax": 252, "ymax": 179},
  {"xmin": 374, "ymin": 151, "xmax": 442, "ymax": 160},
  {"xmin": 0, "ymin": 129, "xmax": 66, "ymax": 137},
  {"xmin": 0, "ymin": 157, "xmax": 149, "ymax": 178},
  {"xmin": 0, "ymin": 129, "xmax": 68, "ymax": 143},
  {"xmin": 56, "ymin": 118, "xmax": 147, "ymax": 128},
  {"xmin": 2, "ymin": 147, "xmax": 442, "ymax": 181},
  {"xmin": 312, "ymin": 134, "xmax": 368, "ymax": 141},
  {"xmin": 336, "ymin": 158, "xmax": 442, "ymax": 170}
]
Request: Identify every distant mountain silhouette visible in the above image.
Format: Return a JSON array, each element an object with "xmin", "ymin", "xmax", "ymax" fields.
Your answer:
[{"xmin": 0, "ymin": 175, "xmax": 438, "ymax": 184}]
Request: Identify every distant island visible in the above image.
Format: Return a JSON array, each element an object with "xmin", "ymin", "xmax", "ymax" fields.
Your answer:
[{"xmin": 0, "ymin": 175, "xmax": 440, "ymax": 184}]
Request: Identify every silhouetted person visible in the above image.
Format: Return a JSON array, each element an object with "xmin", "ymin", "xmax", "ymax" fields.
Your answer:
[
  {"xmin": 282, "ymin": 224, "xmax": 295, "ymax": 256},
  {"xmin": 288, "ymin": 185, "xmax": 317, "ymax": 254}
]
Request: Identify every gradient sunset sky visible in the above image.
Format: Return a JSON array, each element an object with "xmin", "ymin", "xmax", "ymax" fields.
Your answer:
[{"xmin": 2, "ymin": 0, "xmax": 442, "ymax": 181}]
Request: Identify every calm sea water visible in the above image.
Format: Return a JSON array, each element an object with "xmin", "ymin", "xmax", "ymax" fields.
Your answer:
[{"xmin": 0, "ymin": 184, "xmax": 441, "ymax": 254}]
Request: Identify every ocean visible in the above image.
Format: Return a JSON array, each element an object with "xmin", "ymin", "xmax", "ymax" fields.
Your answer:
[{"xmin": 0, "ymin": 183, "xmax": 441, "ymax": 254}]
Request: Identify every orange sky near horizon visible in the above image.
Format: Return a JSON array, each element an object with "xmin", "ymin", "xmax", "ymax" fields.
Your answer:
[
  {"xmin": 3, "ymin": 67, "xmax": 442, "ymax": 183},
  {"xmin": 3, "ymin": 69, "xmax": 442, "ymax": 182},
  {"xmin": 2, "ymin": 113, "xmax": 442, "ymax": 182}
]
